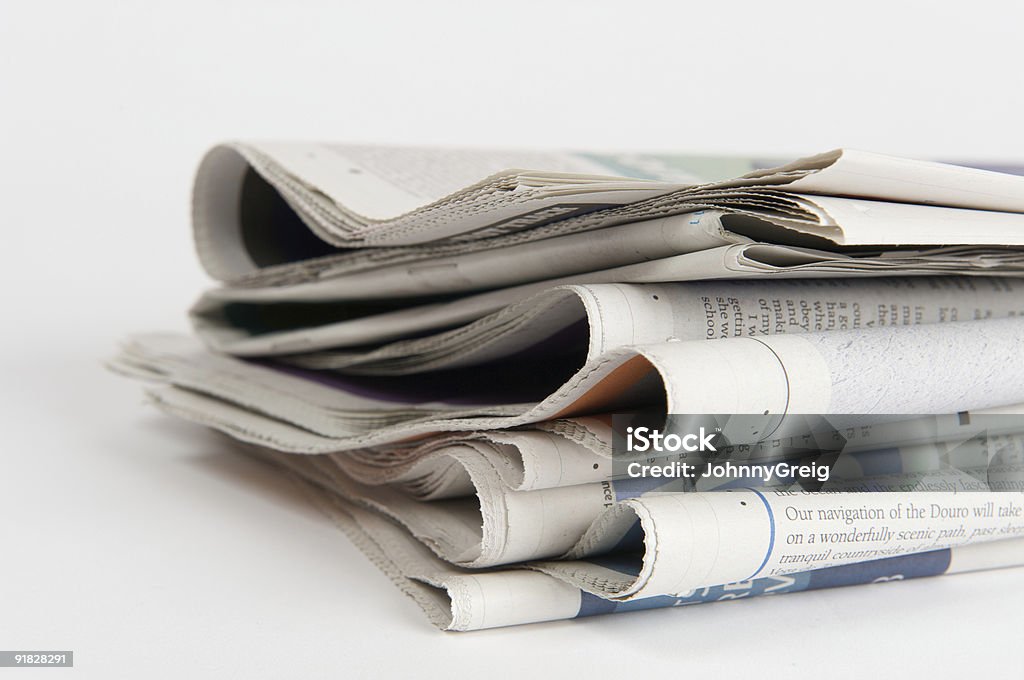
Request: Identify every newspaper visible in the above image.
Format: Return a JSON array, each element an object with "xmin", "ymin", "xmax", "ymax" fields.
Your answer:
[
  {"xmin": 332, "ymin": 415, "xmax": 1024, "ymax": 496},
  {"xmin": 187, "ymin": 145, "xmax": 1024, "ymax": 359},
  {"xmin": 111, "ymin": 316, "xmax": 1024, "ymax": 453},
  {"xmin": 194, "ymin": 143, "xmax": 709, "ymax": 280},
  {"xmin": 192, "ymin": 209, "xmax": 1024, "ymax": 310},
  {"xmin": 251, "ymin": 420, "xmax": 1024, "ymax": 568},
  {"xmin": 112, "ymin": 142, "xmax": 1024, "ymax": 631},
  {"xmin": 190, "ymin": 242, "xmax": 1024, "ymax": 356},
  {"xmin": 191, "ymin": 276, "xmax": 1024, "ymax": 366},
  {"xmin": 256, "ymin": 442, "xmax": 1024, "ymax": 630},
  {"xmin": 540, "ymin": 488, "xmax": 1024, "ymax": 600},
  {"xmin": 195, "ymin": 144, "xmax": 1024, "ymax": 288}
]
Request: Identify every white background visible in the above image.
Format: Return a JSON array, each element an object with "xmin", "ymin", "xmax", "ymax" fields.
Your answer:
[{"xmin": 2, "ymin": 1, "xmax": 1023, "ymax": 677}]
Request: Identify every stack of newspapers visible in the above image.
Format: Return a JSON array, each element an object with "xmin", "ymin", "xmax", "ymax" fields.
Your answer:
[{"xmin": 113, "ymin": 142, "xmax": 1024, "ymax": 631}]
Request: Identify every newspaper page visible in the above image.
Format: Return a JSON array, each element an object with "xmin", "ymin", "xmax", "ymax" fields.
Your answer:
[
  {"xmin": 111, "ymin": 316, "xmax": 1024, "ymax": 453},
  {"xmin": 270, "ymin": 445, "xmax": 1024, "ymax": 631},
  {"xmin": 193, "ymin": 276, "xmax": 1024, "ymax": 368},
  {"xmin": 194, "ymin": 142, "xmax": 699, "ymax": 279},
  {"xmin": 279, "ymin": 422, "xmax": 1024, "ymax": 568},
  {"xmin": 192, "ymin": 252, "xmax": 1024, "ymax": 357},
  {"xmin": 539, "ymin": 490, "xmax": 1024, "ymax": 600},
  {"xmin": 193, "ymin": 144, "xmax": 1024, "ymax": 283}
]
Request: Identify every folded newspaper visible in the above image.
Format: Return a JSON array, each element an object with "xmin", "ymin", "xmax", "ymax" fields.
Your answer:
[{"xmin": 114, "ymin": 142, "xmax": 1024, "ymax": 630}]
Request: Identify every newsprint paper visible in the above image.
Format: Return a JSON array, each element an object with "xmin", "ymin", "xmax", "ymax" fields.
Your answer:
[{"xmin": 114, "ymin": 142, "xmax": 1024, "ymax": 629}]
